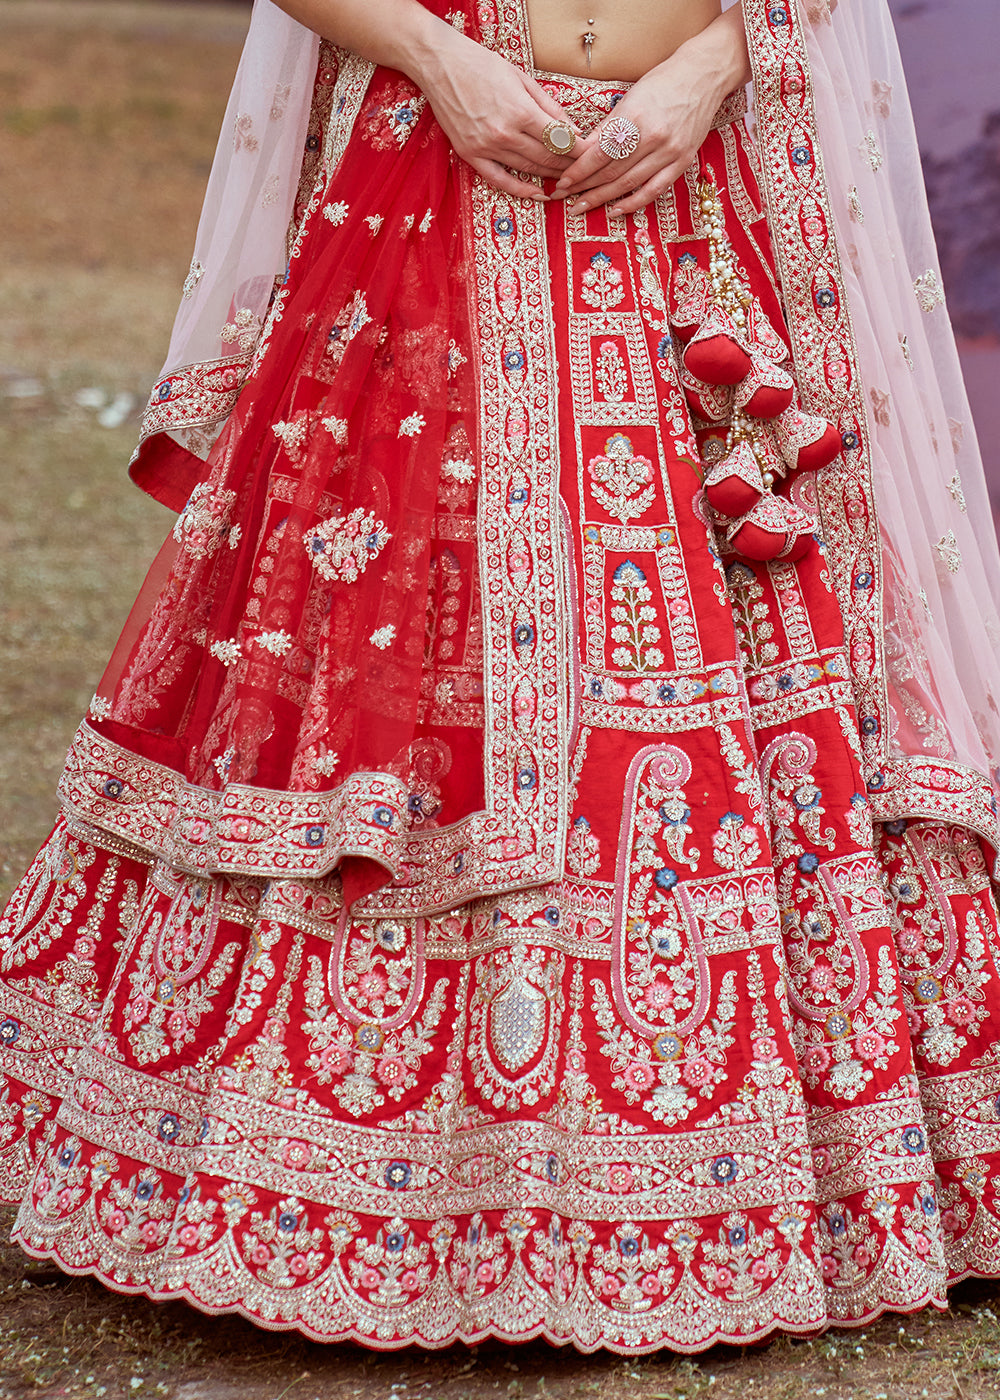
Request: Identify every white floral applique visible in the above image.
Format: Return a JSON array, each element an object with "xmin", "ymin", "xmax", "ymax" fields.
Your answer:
[
  {"xmin": 256, "ymin": 630, "xmax": 293, "ymax": 656},
  {"xmin": 442, "ymin": 455, "xmax": 476, "ymax": 484},
  {"xmin": 399, "ymin": 413, "xmax": 426, "ymax": 438},
  {"xmin": 182, "ymin": 259, "xmax": 205, "ymax": 299},
  {"xmin": 365, "ymin": 215, "xmax": 384, "ymax": 236},
  {"xmin": 210, "ymin": 639, "xmax": 243, "ymax": 666},
  {"xmin": 313, "ymin": 749, "xmax": 341, "ymax": 777},
  {"xmin": 323, "ymin": 201, "xmax": 350, "ymax": 225},
  {"xmin": 419, "ymin": 209, "xmax": 433, "ymax": 234},
  {"xmin": 369, "ymin": 625, "xmax": 396, "ymax": 649},
  {"xmin": 321, "ymin": 416, "xmax": 349, "ymax": 444},
  {"xmin": 89, "ymin": 695, "xmax": 112, "ymax": 720},
  {"xmin": 221, "ymin": 307, "xmax": 262, "ymax": 354},
  {"xmin": 861, "ymin": 131, "xmax": 883, "ymax": 172},
  {"xmin": 272, "ymin": 411, "xmax": 313, "ymax": 462},
  {"xmin": 914, "ymin": 269, "xmax": 946, "ymax": 313},
  {"xmin": 846, "ymin": 186, "xmax": 864, "ymax": 225},
  {"xmin": 935, "ymin": 531, "xmax": 962, "ymax": 575},
  {"xmin": 948, "ymin": 472, "xmax": 967, "ymax": 512},
  {"xmin": 304, "ymin": 508, "xmax": 391, "ymax": 584}
]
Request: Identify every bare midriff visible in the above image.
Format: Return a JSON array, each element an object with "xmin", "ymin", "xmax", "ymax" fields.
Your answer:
[{"xmin": 525, "ymin": 0, "xmax": 723, "ymax": 80}]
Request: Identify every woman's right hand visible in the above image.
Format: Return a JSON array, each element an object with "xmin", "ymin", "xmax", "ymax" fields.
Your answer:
[{"xmin": 410, "ymin": 25, "xmax": 580, "ymax": 201}]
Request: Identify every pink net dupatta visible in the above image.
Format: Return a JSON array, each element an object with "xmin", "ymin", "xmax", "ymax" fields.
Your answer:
[
  {"xmin": 130, "ymin": 1, "xmax": 322, "ymax": 510},
  {"xmin": 743, "ymin": 0, "xmax": 1000, "ymax": 856},
  {"xmin": 76, "ymin": 54, "xmax": 485, "ymax": 910}
]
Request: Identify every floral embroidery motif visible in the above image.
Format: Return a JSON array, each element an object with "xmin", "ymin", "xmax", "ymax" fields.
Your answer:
[
  {"xmin": 172, "ymin": 483, "xmax": 240, "ymax": 559},
  {"xmin": 935, "ymin": 531, "xmax": 962, "ymax": 575},
  {"xmin": 324, "ymin": 291, "xmax": 372, "ymax": 369},
  {"xmin": 361, "ymin": 82, "xmax": 427, "ymax": 150},
  {"xmin": 861, "ymin": 131, "xmax": 883, "ymax": 172},
  {"xmin": 913, "ymin": 269, "xmax": 946, "ymax": 313},
  {"xmin": 305, "ymin": 509, "xmax": 391, "ymax": 584},
  {"xmin": 182, "ymin": 259, "xmax": 205, "ymax": 299},
  {"xmin": 220, "ymin": 307, "xmax": 262, "ymax": 354},
  {"xmin": 566, "ymin": 815, "xmax": 600, "ymax": 877},
  {"xmin": 323, "ymin": 201, "xmax": 350, "ymax": 225},
  {"xmin": 321, "ymin": 416, "xmax": 349, "ymax": 443},
  {"xmin": 587, "ymin": 435, "xmax": 656, "ymax": 523},
  {"xmin": 581, "ymin": 251, "xmax": 625, "ymax": 311},
  {"xmin": 399, "ymin": 413, "xmax": 426, "ymax": 437},
  {"xmin": 233, "ymin": 113, "xmax": 258, "ymax": 153},
  {"xmin": 255, "ymin": 630, "xmax": 293, "ymax": 657},
  {"xmin": 369, "ymin": 625, "xmax": 396, "ymax": 649},
  {"xmin": 609, "ymin": 561, "xmax": 665, "ymax": 672},
  {"xmin": 209, "ymin": 639, "xmax": 242, "ymax": 666},
  {"xmin": 948, "ymin": 473, "xmax": 967, "ymax": 513},
  {"xmin": 594, "ymin": 341, "xmax": 628, "ymax": 402}
]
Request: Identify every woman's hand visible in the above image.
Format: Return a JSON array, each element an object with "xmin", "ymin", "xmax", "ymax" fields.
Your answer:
[
  {"xmin": 272, "ymin": 0, "xmax": 578, "ymax": 201},
  {"xmin": 413, "ymin": 26, "xmax": 580, "ymax": 202},
  {"xmin": 554, "ymin": 5, "xmax": 750, "ymax": 217}
]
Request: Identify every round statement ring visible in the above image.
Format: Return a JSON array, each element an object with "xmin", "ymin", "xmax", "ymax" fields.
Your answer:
[
  {"xmin": 598, "ymin": 115, "xmax": 641, "ymax": 160},
  {"xmin": 541, "ymin": 120, "xmax": 576, "ymax": 156}
]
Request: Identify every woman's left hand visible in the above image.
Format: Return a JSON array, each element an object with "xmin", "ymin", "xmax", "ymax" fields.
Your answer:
[{"xmin": 553, "ymin": 9, "xmax": 750, "ymax": 217}]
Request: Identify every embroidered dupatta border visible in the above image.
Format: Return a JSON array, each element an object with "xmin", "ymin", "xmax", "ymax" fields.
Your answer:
[
  {"xmin": 744, "ymin": 0, "xmax": 1000, "ymax": 862},
  {"xmin": 135, "ymin": 49, "xmax": 377, "ymax": 464}
]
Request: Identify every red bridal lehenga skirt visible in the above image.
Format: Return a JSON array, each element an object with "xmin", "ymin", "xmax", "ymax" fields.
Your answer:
[{"xmin": 2, "ymin": 69, "xmax": 1000, "ymax": 1353}]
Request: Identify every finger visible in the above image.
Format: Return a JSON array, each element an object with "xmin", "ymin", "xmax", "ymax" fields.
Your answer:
[
  {"xmin": 607, "ymin": 163, "xmax": 693, "ymax": 217},
  {"xmin": 565, "ymin": 155, "xmax": 663, "ymax": 212},
  {"xmin": 521, "ymin": 74, "xmax": 582, "ymax": 128},
  {"xmin": 470, "ymin": 157, "xmax": 548, "ymax": 203},
  {"xmin": 553, "ymin": 139, "xmax": 614, "ymax": 194},
  {"xmin": 505, "ymin": 131, "xmax": 576, "ymax": 177}
]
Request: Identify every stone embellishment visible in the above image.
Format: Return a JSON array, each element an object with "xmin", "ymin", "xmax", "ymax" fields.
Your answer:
[
  {"xmin": 305, "ymin": 509, "xmax": 391, "ymax": 584},
  {"xmin": 935, "ymin": 531, "xmax": 962, "ymax": 575},
  {"xmin": 913, "ymin": 269, "xmax": 946, "ymax": 313},
  {"xmin": 597, "ymin": 115, "xmax": 641, "ymax": 160}
]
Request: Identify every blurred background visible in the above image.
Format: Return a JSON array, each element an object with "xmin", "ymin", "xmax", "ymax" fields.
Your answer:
[{"xmin": 0, "ymin": 0, "xmax": 997, "ymax": 905}]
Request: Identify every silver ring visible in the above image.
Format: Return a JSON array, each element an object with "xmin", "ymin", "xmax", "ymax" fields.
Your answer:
[
  {"xmin": 598, "ymin": 116, "xmax": 640, "ymax": 160},
  {"xmin": 541, "ymin": 120, "xmax": 576, "ymax": 156}
]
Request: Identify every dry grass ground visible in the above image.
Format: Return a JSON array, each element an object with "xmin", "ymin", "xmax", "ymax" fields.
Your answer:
[{"xmin": 2, "ymin": 4, "xmax": 1000, "ymax": 1397}]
